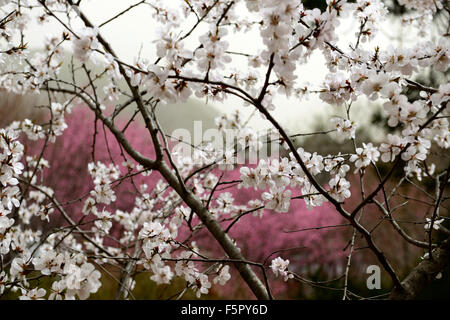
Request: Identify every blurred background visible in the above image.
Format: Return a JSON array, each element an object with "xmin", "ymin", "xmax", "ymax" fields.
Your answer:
[{"xmin": 1, "ymin": 0, "xmax": 449, "ymax": 299}]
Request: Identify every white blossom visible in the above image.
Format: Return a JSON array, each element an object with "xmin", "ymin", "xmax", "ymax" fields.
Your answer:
[
  {"xmin": 424, "ymin": 218, "xmax": 445, "ymax": 231},
  {"xmin": 72, "ymin": 27, "xmax": 99, "ymax": 63},
  {"xmin": 270, "ymin": 257, "xmax": 293, "ymax": 281}
]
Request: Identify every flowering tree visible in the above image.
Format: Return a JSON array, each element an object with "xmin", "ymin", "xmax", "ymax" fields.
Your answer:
[{"xmin": 0, "ymin": 0, "xmax": 449, "ymax": 300}]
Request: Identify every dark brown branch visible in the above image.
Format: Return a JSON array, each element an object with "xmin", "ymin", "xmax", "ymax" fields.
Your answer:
[{"xmin": 390, "ymin": 236, "xmax": 450, "ymax": 300}]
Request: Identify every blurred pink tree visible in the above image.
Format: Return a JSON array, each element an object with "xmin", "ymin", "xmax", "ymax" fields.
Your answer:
[{"xmin": 26, "ymin": 107, "xmax": 349, "ymax": 298}]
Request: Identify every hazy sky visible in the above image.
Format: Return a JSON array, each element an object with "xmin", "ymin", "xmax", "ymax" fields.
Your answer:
[{"xmin": 23, "ymin": 0, "xmax": 420, "ymax": 136}]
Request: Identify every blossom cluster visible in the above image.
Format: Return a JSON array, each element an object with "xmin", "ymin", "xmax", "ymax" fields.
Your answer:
[
  {"xmin": 0, "ymin": 129, "xmax": 23, "ymax": 255},
  {"xmin": 0, "ymin": 0, "xmax": 448, "ymax": 300},
  {"xmin": 239, "ymin": 145, "xmax": 353, "ymax": 210}
]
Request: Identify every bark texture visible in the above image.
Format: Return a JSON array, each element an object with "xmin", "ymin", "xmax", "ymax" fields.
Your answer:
[{"xmin": 390, "ymin": 237, "xmax": 450, "ymax": 300}]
